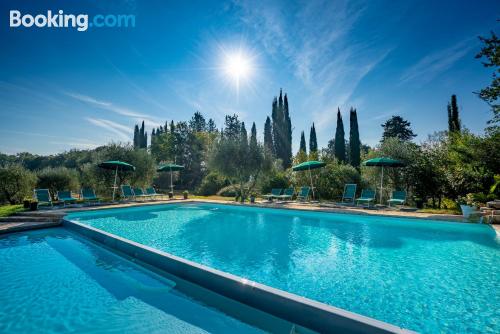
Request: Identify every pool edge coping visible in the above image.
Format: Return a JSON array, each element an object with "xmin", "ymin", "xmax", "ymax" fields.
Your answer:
[
  {"xmin": 57, "ymin": 198, "xmax": 468, "ymax": 221},
  {"xmin": 63, "ymin": 218, "xmax": 416, "ymax": 334}
]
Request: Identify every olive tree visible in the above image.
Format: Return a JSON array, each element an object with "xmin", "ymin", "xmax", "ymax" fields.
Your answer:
[
  {"xmin": 209, "ymin": 116, "xmax": 272, "ymax": 202},
  {"xmin": 0, "ymin": 164, "xmax": 37, "ymax": 204}
]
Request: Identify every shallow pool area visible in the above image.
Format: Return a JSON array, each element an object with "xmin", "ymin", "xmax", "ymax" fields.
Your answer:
[
  {"xmin": 67, "ymin": 203, "xmax": 500, "ymax": 333},
  {"xmin": 0, "ymin": 227, "xmax": 267, "ymax": 334}
]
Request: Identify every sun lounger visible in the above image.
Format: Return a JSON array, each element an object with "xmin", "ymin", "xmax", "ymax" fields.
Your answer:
[
  {"xmin": 133, "ymin": 187, "xmax": 151, "ymax": 201},
  {"xmin": 121, "ymin": 185, "xmax": 136, "ymax": 201},
  {"xmin": 388, "ymin": 190, "xmax": 406, "ymax": 207},
  {"xmin": 81, "ymin": 188, "xmax": 100, "ymax": 205},
  {"xmin": 263, "ymin": 188, "xmax": 282, "ymax": 201},
  {"xmin": 356, "ymin": 189, "xmax": 376, "ymax": 207},
  {"xmin": 338, "ymin": 184, "xmax": 357, "ymax": 205},
  {"xmin": 34, "ymin": 189, "xmax": 53, "ymax": 207},
  {"xmin": 296, "ymin": 187, "xmax": 310, "ymax": 202},
  {"xmin": 57, "ymin": 190, "xmax": 78, "ymax": 207},
  {"xmin": 275, "ymin": 187, "xmax": 295, "ymax": 201},
  {"xmin": 145, "ymin": 187, "xmax": 164, "ymax": 200}
]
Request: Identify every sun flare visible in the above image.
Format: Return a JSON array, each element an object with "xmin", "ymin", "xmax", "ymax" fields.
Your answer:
[
  {"xmin": 224, "ymin": 52, "xmax": 252, "ymax": 80},
  {"xmin": 222, "ymin": 50, "xmax": 254, "ymax": 90}
]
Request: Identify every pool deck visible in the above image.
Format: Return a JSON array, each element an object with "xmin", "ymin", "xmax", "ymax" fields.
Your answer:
[{"xmin": 1, "ymin": 198, "xmax": 489, "ymax": 235}]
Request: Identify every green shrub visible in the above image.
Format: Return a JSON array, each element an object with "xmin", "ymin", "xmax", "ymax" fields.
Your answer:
[
  {"xmin": 260, "ymin": 172, "xmax": 289, "ymax": 195},
  {"xmin": 217, "ymin": 185, "xmax": 238, "ymax": 197},
  {"xmin": 196, "ymin": 172, "xmax": 229, "ymax": 196},
  {"xmin": 440, "ymin": 198, "xmax": 459, "ymax": 210},
  {"xmin": 0, "ymin": 164, "xmax": 37, "ymax": 204},
  {"xmin": 314, "ymin": 163, "xmax": 361, "ymax": 200},
  {"xmin": 37, "ymin": 167, "xmax": 80, "ymax": 196}
]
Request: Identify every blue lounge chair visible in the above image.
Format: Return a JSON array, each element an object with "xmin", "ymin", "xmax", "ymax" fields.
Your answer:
[
  {"xmin": 356, "ymin": 189, "xmax": 376, "ymax": 207},
  {"xmin": 276, "ymin": 187, "xmax": 295, "ymax": 201},
  {"xmin": 388, "ymin": 190, "xmax": 407, "ymax": 207},
  {"xmin": 338, "ymin": 184, "xmax": 357, "ymax": 205},
  {"xmin": 34, "ymin": 189, "xmax": 53, "ymax": 207},
  {"xmin": 121, "ymin": 185, "xmax": 136, "ymax": 201},
  {"xmin": 81, "ymin": 188, "xmax": 100, "ymax": 205},
  {"xmin": 57, "ymin": 190, "xmax": 78, "ymax": 207},
  {"xmin": 296, "ymin": 187, "xmax": 310, "ymax": 202},
  {"xmin": 263, "ymin": 188, "xmax": 282, "ymax": 201},
  {"xmin": 133, "ymin": 187, "xmax": 151, "ymax": 201},
  {"xmin": 145, "ymin": 187, "xmax": 164, "ymax": 200}
]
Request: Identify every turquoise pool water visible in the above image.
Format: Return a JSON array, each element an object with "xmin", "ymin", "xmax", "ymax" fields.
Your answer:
[
  {"xmin": 67, "ymin": 203, "xmax": 500, "ymax": 333},
  {"xmin": 0, "ymin": 228, "xmax": 266, "ymax": 334}
]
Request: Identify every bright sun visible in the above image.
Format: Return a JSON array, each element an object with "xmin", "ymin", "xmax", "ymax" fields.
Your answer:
[{"xmin": 223, "ymin": 51, "xmax": 253, "ymax": 85}]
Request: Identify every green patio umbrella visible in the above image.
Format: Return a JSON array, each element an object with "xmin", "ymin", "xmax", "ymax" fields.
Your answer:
[
  {"xmin": 157, "ymin": 163, "xmax": 185, "ymax": 194},
  {"xmin": 292, "ymin": 160, "xmax": 326, "ymax": 200},
  {"xmin": 362, "ymin": 157, "xmax": 406, "ymax": 204},
  {"xmin": 98, "ymin": 160, "xmax": 136, "ymax": 201}
]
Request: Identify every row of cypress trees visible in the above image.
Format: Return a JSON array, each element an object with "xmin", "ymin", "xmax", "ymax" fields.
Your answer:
[
  {"xmin": 263, "ymin": 89, "xmax": 293, "ymax": 168},
  {"xmin": 299, "ymin": 123, "xmax": 318, "ymax": 155},
  {"xmin": 133, "ymin": 121, "xmax": 148, "ymax": 149},
  {"xmin": 333, "ymin": 108, "xmax": 361, "ymax": 168}
]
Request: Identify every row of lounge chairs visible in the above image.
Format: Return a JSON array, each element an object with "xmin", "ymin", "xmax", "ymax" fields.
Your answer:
[
  {"xmin": 33, "ymin": 185, "xmax": 166, "ymax": 207},
  {"xmin": 120, "ymin": 185, "xmax": 166, "ymax": 201},
  {"xmin": 339, "ymin": 184, "xmax": 406, "ymax": 207},
  {"xmin": 34, "ymin": 188, "xmax": 100, "ymax": 207},
  {"xmin": 263, "ymin": 187, "xmax": 311, "ymax": 202},
  {"xmin": 263, "ymin": 184, "xmax": 407, "ymax": 207}
]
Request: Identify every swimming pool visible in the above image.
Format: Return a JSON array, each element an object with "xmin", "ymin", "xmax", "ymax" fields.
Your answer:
[
  {"xmin": 67, "ymin": 203, "xmax": 500, "ymax": 333},
  {"xmin": 0, "ymin": 228, "xmax": 269, "ymax": 333}
]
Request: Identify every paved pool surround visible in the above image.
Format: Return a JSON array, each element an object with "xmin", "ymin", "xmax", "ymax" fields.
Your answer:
[{"xmin": 64, "ymin": 218, "xmax": 414, "ymax": 334}]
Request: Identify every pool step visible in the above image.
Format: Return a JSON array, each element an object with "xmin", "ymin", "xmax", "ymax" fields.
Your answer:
[
  {"xmin": 0, "ymin": 220, "xmax": 61, "ymax": 234},
  {"xmin": 0, "ymin": 212, "xmax": 63, "ymax": 234},
  {"xmin": 0, "ymin": 215, "xmax": 60, "ymax": 223}
]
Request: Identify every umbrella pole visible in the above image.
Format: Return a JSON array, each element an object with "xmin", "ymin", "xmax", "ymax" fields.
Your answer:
[
  {"xmin": 112, "ymin": 166, "xmax": 118, "ymax": 201},
  {"xmin": 170, "ymin": 168, "xmax": 173, "ymax": 194},
  {"xmin": 309, "ymin": 167, "xmax": 315, "ymax": 200},
  {"xmin": 379, "ymin": 166, "xmax": 384, "ymax": 204}
]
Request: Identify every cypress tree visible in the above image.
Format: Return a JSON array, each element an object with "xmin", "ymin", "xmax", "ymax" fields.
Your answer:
[
  {"xmin": 248, "ymin": 122, "xmax": 261, "ymax": 171},
  {"xmin": 283, "ymin": 93, "xmax": 292, "ymax": 168},
  {"xmin": 264, "ymin": 116, "xmax": 274, "ymax": 153},
  {"xmin": 447, "ymin": 103, "xmax": 453, "ymax": 132},
  {"xmin": 139, "ymin": 121, "xmax": 145, "ymax": 148},
  {"xmin": 334, "ymin": 108, "xmax": 346, "ymax": 162},
  {"xmin": 271, "ymin": 89, "xmax": 292, "ymax": 168},
  {"xmin": 250, "ymin": 122, "xmax": 258, "ymax": 147},
  {"xmin": 309, "ymin": 123, "xmax": 318, "ymax": 153},
  {"xmin": 240, "ymin": 122, "xmax": 248, "ymax": 157},
  {"xmin": 450, "ymin": 94, "xmax": 461, "ymax": 132},
  {"xmin": 299, "ymin": 131, "xmax": 307, "ymax": 153},
  {"xmin": 133, "ymin": 124, "xmax": 140, "ymax": 148},
  {"xmin": 349, "ymin": 108, "xmax": 361, "ymax": 169},
  {"xmin": 144, "ymin": 132, "xmax": 148, "ymax": 148},
  {"xmin": 271, "ymin": 97, "xmax": 281, "ymax": 158}
]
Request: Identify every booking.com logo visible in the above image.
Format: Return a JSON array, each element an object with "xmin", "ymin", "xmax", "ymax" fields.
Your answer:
[{"xmin": 9, "ymin": 10, "xmax": 135, "ymax": 32}]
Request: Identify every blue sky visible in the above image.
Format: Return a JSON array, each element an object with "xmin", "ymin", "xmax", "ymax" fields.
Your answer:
[{"xmin": 0, "ymin": 0, "xmax": 498, "ymax": 155}]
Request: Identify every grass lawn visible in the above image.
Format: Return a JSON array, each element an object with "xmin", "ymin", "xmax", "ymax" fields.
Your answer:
[
  {"xmin": 418, "ymin": 208, "xmax": 461, "ymax": 215},
  {"xmin": 0, "ymin": 204, "xmax": 25, "ymax": 218}
]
